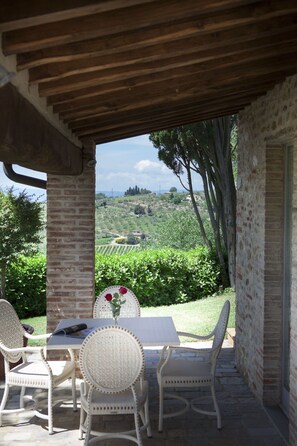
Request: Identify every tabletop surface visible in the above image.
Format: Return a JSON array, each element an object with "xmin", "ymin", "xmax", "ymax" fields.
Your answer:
[{"xmin": 47, "ymin": 316, "xmax": 180, "ymax": 349}]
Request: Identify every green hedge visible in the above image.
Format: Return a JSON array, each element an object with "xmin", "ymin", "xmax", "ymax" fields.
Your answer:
[
  {"xmin": 5, "ymin": 248, "xmax": 220, "ymax": 317},
  {"xmin": 5, "ymin": 254, "xmax": 46, "ymax": 318},
  {"xmin": 95, "ymin": 248, "xmax": 220, "ymax": 306}
]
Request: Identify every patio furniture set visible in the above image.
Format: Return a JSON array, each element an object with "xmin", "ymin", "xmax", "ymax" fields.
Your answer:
[{"xmin": 0, "ymin": 285, "xmax": 230, "ymax": 446}]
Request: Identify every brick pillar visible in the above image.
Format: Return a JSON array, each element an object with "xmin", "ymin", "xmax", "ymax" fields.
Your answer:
[{"xmin": 46, "ymin": 139, "xmax": 96, "ymax": 333}]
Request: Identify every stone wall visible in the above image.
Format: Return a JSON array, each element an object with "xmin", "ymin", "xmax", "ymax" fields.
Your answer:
[
  {"xmin": 237, "ymin": 74, "xmax": 297, "ymax": 444},
  {"xmin": 46, "ymin": 140, "xmax": 96, "ymax": 334}
]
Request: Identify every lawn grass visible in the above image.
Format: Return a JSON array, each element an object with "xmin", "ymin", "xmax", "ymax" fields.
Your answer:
[
  {"xmin": 21, "ymin": 291, "xmax": 235, "ymax": 343},
  {"xmin": 141, "ymin": 291, "xmax": 235, "ymax": 337}
]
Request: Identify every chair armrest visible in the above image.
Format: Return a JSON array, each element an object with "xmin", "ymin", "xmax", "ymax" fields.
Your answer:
[
  {"xmin": 2, "ymin": 345, "xmax": 45, "ymax": 354},
  {"xmin": 177, "ymin": 330, "xmax": 215, "ymax": 340},
  {"xmin": 157, "ymin": 344, "xmax": 213, "ymax": 377},
  {"xmin": 23, "ymin": 330, "xmax": 51, "ymax": 341},
  {"xmin": 80, "ymin": 380, "xmax": 87, "ymax": 397},
  {"xmin": 167, "ymin": 345, "xmax": 212, "ymax": 355}
]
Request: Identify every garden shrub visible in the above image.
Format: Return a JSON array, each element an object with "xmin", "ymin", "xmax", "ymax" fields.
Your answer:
[
  {"xmin": 95, "ymin": 247, "xmax": 220, "ymax": 307},
  {"xmin": 4, "ymin": 248, "xmax": 220, "ymax": 317},
  {"xmin": 5, "ymin": 254, "xmax": 46, "ymax": 318}
]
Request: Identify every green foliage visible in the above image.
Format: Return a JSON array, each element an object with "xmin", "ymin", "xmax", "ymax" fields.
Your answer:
[
  {"xmin": 5, "ymin": 248, "xmax": 220, "ymax": 317},
  {"xmin": 146, "ymin": 210, "xmax": 209, "ymax": 250},
  {"xmin": 86, "ymin": 193, "xmax": 202, "ymax": 249},
  {"xmin": 126, "ymin": 233, "xmax": 139, "ymax": 245},
  {"xmin": 171, "ymin": 195, "xmax": 182, "ymax": 204},
  {"xmin": 134, "ymin": 204, "xmax": 146, "ymax": 215},
  {"xmin": 95, "ymin": 247, "xmax": 220, "ymax": 307},
  {"xmin": 0, "ymin": 188, "xmax": 43, "ymax": 264},
  {"xmin": 125, "ymin": 185, "xmax": 151, "ymax": 196},
  {"xmin": 0, "ymin": 188, "xmax": 44, "ymax": 298},
  {"xmin": 5, "ymin": 254, "xmax": 46, "ymax": 319},
  {"xmin": 95, "ymin": 192, "xmax": 106, "ymax": 199},
  {"xmin": 150, "ymin": 117, "xmax": 238, "ymax": 288}
]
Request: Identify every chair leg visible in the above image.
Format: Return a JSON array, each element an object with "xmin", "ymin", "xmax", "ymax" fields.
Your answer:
[
  {"xmin": 79, "ymin": 405, "xmax": 86, "ymax": 440},
  {"xmin": 84, "ymin": 413, "xmax": 92, "ymax": 446},
  {"xmin": 210, "ymin": 383, "xmax": 221, "ymax": 429},
  {"xmin": 158, "ymin": 385, "xmax": 164, "ymax": 432},
  {"xmin": 139, "ymin": 404, "xmax": 152, "ymax": 439},
  {"xmin": 144, "ymin": 398, "xmax": 152, "ymax": 438},
  {"xmin": 20, "ymin": 386, "xmax": 26, "ymax": 409},
  {"xmin": 0, "ymin": 383, "xmax": 10, "ymax": 426},
  {"xmin": 48, "ymin": 386, "xmax": 54, "ymax": 435},
  {"xmin": 71, "ymin": 371, "xmax": 77, "ymax": 412},
  {"xmin": 134, "ymin": 411, "xmax": 143, "ymax": 446}
]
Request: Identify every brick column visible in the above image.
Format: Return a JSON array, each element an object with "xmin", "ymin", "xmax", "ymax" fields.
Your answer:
[{"xmin": 46, "ymin": 139, "xmax": 96, "ymax": 333}]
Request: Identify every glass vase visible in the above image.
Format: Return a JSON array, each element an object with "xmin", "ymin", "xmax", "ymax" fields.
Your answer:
[{"xmin": 112, "ymin": 307, "xmax": 121, "ymax": 325}]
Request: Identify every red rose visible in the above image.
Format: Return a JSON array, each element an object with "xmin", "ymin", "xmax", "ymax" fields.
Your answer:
[
  {"xmin": 105, "ymin": 293, "xmax": 113, "ymax": 301},
  {"xmin": 119, "ymin": 287, "xmax": 128, "ymax": 295}
]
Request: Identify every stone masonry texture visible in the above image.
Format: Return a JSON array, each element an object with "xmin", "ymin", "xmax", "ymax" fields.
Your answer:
[{"xmin": 237, "ymin": 74, "xmax": 297, "ymax": 445}]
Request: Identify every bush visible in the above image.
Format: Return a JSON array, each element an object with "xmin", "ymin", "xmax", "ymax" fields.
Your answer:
[
  {"xmin": 5, "ymin": 254, "xmax": 46, "ymax": 318},
  {"xmin": 95, "ymin": 248, "xmax": 220, "ymax": 307},
  {"xmin": 5, "ymin": 248, "xmax": 221, "ymax": 317},
  {"xmin": 134, "ymin": 204, "xmax": 145, "ymax": 215}
]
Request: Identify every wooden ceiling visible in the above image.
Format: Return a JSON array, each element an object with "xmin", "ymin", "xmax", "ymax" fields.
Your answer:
[{"xmin": 1, "ymin": 0, "xmax": 297, "ymax": 145}]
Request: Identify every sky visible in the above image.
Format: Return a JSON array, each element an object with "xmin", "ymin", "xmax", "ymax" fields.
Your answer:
[{"xmin": 0, "ymin": 134, "xmax": 203, "ymax": 198}]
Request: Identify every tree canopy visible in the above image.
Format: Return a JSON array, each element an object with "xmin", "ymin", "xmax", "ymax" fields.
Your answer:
[
  {"xmin": 147, "ymin": 210, "xmax": 211, "ymax": 251},
  {"xmin": 124, "ymin": 185, "xmax": 151, "ymax": 196},
  {"xmin": 0, "ymin": 188, "xmax": 44, "ymax": 298},
  {"xmin": 150, "ymin": 116, "xmax": 237, "ymax": 287}
]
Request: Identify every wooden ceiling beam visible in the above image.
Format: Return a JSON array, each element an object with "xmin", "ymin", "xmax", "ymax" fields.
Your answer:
[
  {"xmin": 90, "ymin": 97, "xmax": 251, "ymax": 144},
  {"xmin": 0, "ymin": 0, "xmax": 157, "ymax": 31},
  {"xmin": 17, "ymin": 12, "xmax": 297, "ymax": 72},
  {"xmin": 29, "ymin": 28, "xmax": 297, "ymax": 84},
  {"xmin": 66, "ymin": 76, "xmax": 291, "ymax": 131},
  {"xmin": 45, "ymin": 20, "xmax": 297, "ymax": 106},
  {"xmin": 56, "ymin": 52, "xmax": 297, "ymax": 122},
  {"xmin": 68, "ymin": 76, "xmax": 288, "ymax": 138},
  {"xmin": 39, "ymin": 38, "xmax": 297, "ymax": 98},
  {"xmin": 2, "ymin": 0, "xmax": 259, "ymax": 54},
  {"xmin": 50, "ymin": 37, "xmax": 297, "ymax": 114},
  {"xmin": 70, "ymin": 78, "xmax": 284, "ymax": 135},
  {"xmin": 4, "ymin": 0, "xmax": 294, "ymax": 55},
  {"xmin": 75, "ymin": 99, "xmax": 258, "ymax": 139},
  {"xmin": 66, "ymin": 64, "xmax": 296, "ymax": 132}
]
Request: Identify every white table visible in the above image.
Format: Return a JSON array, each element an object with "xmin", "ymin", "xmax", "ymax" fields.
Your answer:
[{"xmin": 47, "ymin": 316, "xmax": 180, "ymax": 349}]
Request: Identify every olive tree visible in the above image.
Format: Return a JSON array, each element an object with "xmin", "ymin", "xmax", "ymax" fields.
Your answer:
[
  {"xmin": 0, "ymin": 188, "xmax": 44, "ymax": 298},
  {"xmin": 148, "ymin": 210, "xmax": 212, "ymax": 250}
]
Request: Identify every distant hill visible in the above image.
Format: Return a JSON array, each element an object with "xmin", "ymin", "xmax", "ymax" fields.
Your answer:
[
  {"xmin": 38, "ymin": 191, "xmax": 205, "ymax": 253},
  {"xmin": 95, "ymin": 192, "xmax": 205, "ymax": 246},
  {"xmin": 97, "ymin": 190, "xmax": 124, "ymax": 197},
  {"xmin": 96, "ymin": 189, "xmax": 187, "ymax": 197}
]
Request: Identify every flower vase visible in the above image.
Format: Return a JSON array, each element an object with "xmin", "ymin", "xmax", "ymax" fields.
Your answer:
[{"xmin": 112, "ymin": 307, "xmax": 121, "ymax": 325}]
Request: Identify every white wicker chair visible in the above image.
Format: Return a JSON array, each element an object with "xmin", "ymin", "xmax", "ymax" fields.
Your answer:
[
  {"xmin": 78, "ymin": 325, "xmax": 151, "ymax": 445},
  {"xmin": 157, "ymin": 300, "xmax": 230, "ymax": 432},
  {"xmin": 93, "ymin": 285, "xmax": 141, "ymax": 318},
  {"xmin": 0, "ymin": 299, "xmax": 77, "ymax": 435}
]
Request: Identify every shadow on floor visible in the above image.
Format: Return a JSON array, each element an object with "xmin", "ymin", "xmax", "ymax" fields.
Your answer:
[{"xmin": 0, "ymin": 346, "xmax": 289, "ymax": 446}]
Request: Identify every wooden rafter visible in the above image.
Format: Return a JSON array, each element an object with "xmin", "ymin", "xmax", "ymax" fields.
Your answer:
[{"xmin": 1, "ymin": 0, "xmax": 297, "ymax": 153}]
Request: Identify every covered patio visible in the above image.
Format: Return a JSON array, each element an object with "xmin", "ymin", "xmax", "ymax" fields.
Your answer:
[
  {"xmin": 0, "ymin": 345, "xmax": 288, "ymax": 445},
  {"xmin": 1, "ymin": 1, "xmax": 297, "ymax": 444}
]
